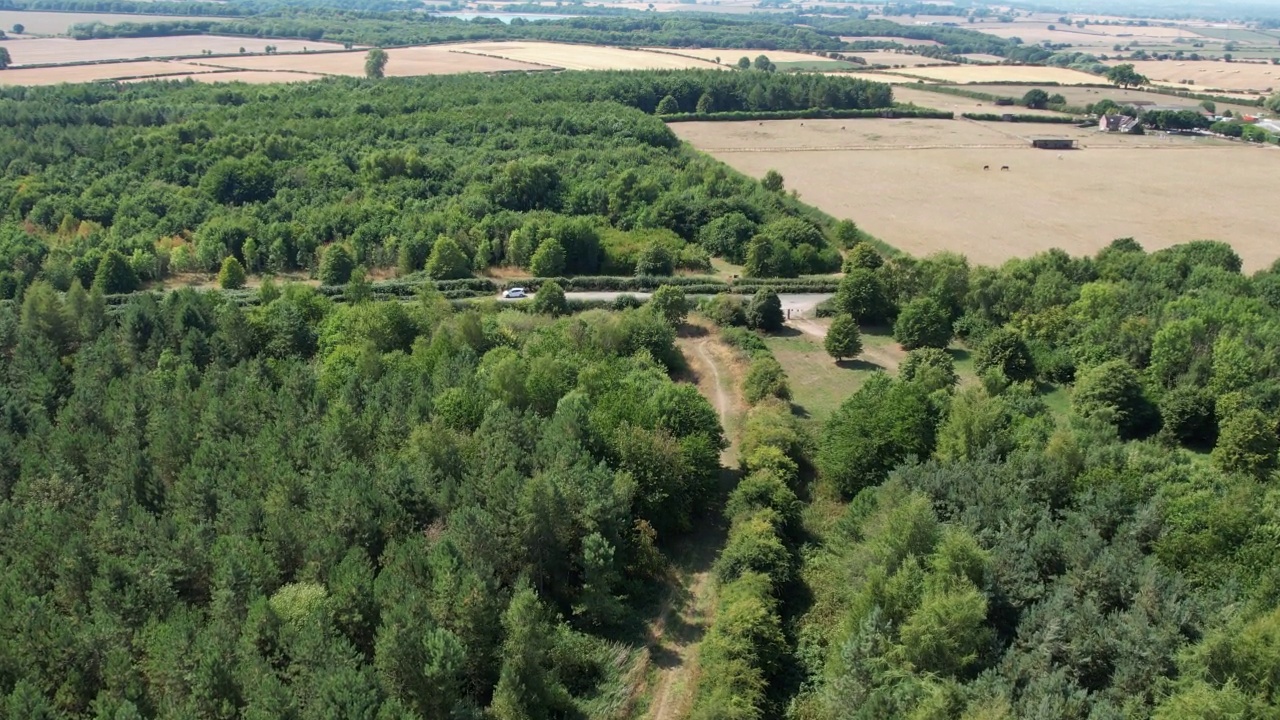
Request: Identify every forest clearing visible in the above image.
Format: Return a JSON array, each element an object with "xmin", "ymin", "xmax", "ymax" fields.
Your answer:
[{"xmin": 675, "ymin": 118, "xmax": 1279, "ymax": 270}]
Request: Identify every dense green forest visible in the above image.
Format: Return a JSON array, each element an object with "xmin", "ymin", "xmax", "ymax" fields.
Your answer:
[
  {"xmin": 66, "ymin": 13, "xmax": 847, "ymax": 51},
  {"xmin": 782, "ymin": 239, "xmax": 1280, "ymax": 719},
  {"xmin": 0, "ymin": 70, "xmax": 891, "ymax": 299}
]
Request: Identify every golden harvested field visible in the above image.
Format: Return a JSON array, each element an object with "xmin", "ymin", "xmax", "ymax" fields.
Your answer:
[
  {"xmin": 822, "ymin": 71, "xmax": 920, "ymax": 84},
  {"xmin": 959, "ymin": 53, "xmax": 1005, "ymax": 64},
  {"xmin": 891, "ymin": 86, "xmax": 1069, "ymax": 116},
  {"xmin": 642, "ymin": 47, "xmax": 836, "ymax": 65},
  {"xmin": 957, "ymin": 83, "xmax": 1262, "ymax": 115},
  {"xmin": 0, "ymin": 60, "xmax": 213, "ymax": 85},
  {"xmin": 973, "ymin": 21, "xmax": 1200, "ymax": 45},
  {"xmin": 449, "ymin": 41, "xmax": 720, "ymax": 70},
  {"xmin": 853, "ymin": 51, "xmax": 951, "ymax": 67},
  {"xmin": 125, "ymin": 70, "xmax": 327, "ymax": 84},
  {"xmin": 0, "ymin": 10, "xmax": 204, "ymax": 35},
  {"xmin": 842, "ymin": 35, "xmax": 941, "ymax": 46},
  {"xmin": 205, "ymin": 45, "xmax": 545, "ymax": 76},
  {"xmin": 0, "ymin": 36, "xmax": 350, "ymax": 66},
  {"xmin": 892, "ymin": 64, "xmax": 1104, "ymax": 84},
  {"xmin": 1130, "ymin": 60, "xmax": 1280, "ymax": 94},
  {"xmin": 675, "ymin": 119, "xmax": 1279, "ymax": 272}
]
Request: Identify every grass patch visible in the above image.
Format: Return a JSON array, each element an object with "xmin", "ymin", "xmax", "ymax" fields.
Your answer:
[
  {"xmin": 1040, "ymin": 384, "xmax": 1071, "ymax": 421},
  {"xmin": 775, "ymin": 59, "xmax": 864, "ymax": 72},
  {"xmin": 763, "ymin": 327, "xmax": 898, "ymax": 422}
]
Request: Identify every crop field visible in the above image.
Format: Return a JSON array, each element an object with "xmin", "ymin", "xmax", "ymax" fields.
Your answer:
[
  {"xmin": 0, "ymin": 10, "xmax": 204, "ymax": 35},
  {"xmin": 0, "ymin": 59, "xmax": 215, "ymax": 85},
  {"xmin": 890, "ymin": 85, "xmax": 1070, "ymax": 116},
  {"xmin": 675, "ymin": 118, "xmax": 1279, "ymax": 272},
  {"xmin": 0, "ymin": 36, "xmax": 350, "ymax": 66},
  {"xmin": 891, "ymin": 64, "xmax": 1105, "ymax": 84},
  {"xmin": 125, "ymin": 70, "xmax": 327, "ymax": 84},
  {"xmin": 972, "ymin": 21, "xmax": 1201, "ymax": 46},
  {"xmin": 956, "ymin": 83, "xmax": 1263, "ymax": 115},
  {"xmin": 823, "ymin": 71, "xmax": 920, "ymax": 84},
  {"xmin": 205, "ymin": 45, "xmax": 546, "ymax": 76},
  {"xmin": 842, "ymin": 35, "xmax": 941, "ymax": 46},
  {"xmin": 853, "ymin": 51, "xmax": 951, "ymax": 67},
  {"xmin": 449, "ymin": 41, "xmax": 721, "ymax": 70},
  {"xmin": 1190, "ymin": 27, "xmax": 1280, "ymax": 44},
  {"xmin": 1129, "ymin": 60, "xmax": 1280, "ymax": 94},
  {"xmin": 959, "ymin": 53, "xmax": 1005, "ymax": 64},
  {"xmin": 643, "ymin": 47, "xmax": 839, "ymax": 65}
]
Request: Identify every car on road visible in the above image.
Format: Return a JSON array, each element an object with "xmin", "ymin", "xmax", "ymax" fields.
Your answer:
[{"xmin": 501, "ymin": 287, "xmax": 527, "ymax": 299}]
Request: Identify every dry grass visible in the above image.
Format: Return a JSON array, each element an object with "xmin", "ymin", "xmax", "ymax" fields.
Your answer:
[
  {"xmin": 125, "ymin": 70, "xmax": 328, "ymax": 84},
  {"xmin": 204, "ymin": 45, "xmax": 546, "ymax": 76},
  {"xmin": 0, "ymin": 36, "xmax": 350, "ymax": 66},
  {"xmin": 957, "ymin": 83, "xmax": 1262, "ymax": 115},
  {"xmin": 843, "ymin": 35, "xmax": 942, "ymax": 46},
  {"xmin": 854, "ymin": 50, "xmax": 953, "ymax": 67},
  {"xmin": 892, "ymin": 64, "xmax": 1105, "ymax": 84},
  {"xmin": 0, "ymin": 10, "xmax": 203, "ymax": 35},
  {"xmin": 0, "ymin": 59, "xmax": 213, "ymax": 85},
  {"xmin": 643, "ymin": 47, "xmax": 837, "ymax": 65},
  {"xmin": 959, "ymin": 53, "xmax": 1006, "ymax": 64},
  {"xmin": 1131, "ymin": 59, "xmax": 1280, "ymax": 94},
  {"xmin": 450, "ymin": 41, "xmax": 721, "ymax": 71},
  {"xmin": 972, "ymin": 21, "xmax": 1200, "ymax": 45},
  {"xmin": 822, "ymin": 71, "xmax": 921, "ymax": 84},
  {"xmin": 891, "ymin": 85, "xmax": 1069, "ymax": 116},
  {"xmin": 675, "ymin": 118, "xmax": 1280, "ymax": 272}
]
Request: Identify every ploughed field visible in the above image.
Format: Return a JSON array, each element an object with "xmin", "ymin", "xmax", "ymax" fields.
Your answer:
[{"xmin": 674, "ymin": 118, "xmax": 1279, "ymax": 272}]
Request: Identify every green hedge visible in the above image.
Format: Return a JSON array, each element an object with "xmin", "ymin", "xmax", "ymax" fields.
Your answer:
[
  {"xmin": 663, "ymin": 107, "xmax": 954, "ymax": 122},
  {"xmin": 962, "ymin": 113, "xmax": 1081, "ymax": 123}
]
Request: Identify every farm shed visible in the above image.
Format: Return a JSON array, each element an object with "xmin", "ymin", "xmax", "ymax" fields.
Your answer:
[{"xmin": 1031, "ymin": 138, "xmax": 1078, "ymax": 149}]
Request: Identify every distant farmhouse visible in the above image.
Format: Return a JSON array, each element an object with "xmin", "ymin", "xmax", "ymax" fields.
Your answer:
[{"xmin": 1099, "ymin": 114, "xmax": 1140, "ymax": 132}]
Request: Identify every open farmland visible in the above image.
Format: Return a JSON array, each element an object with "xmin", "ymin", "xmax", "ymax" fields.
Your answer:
[
  {"xmin": 124, "ymin": 70, "xmax": 328, "ymax": 84},
  {"xmin": 449, "ymin": 41, "xmax": 721, "ymax": 70},
  {"xmin": 823, "ymin": 71, "xmax": 920, "ymax": 84},
  {"xmin": 853, "ymin": 51, "xmax": 952, "ymax": 67},
  {"xmin": 0, "ymin": 10, "xmax": 206, "ymax": 35},
  {"xmin": 1129, "ymin": 60, "xmax": 1280, "ymax": 94},
  {"xmin": 0, "ymin": 59, "xmax": 214, "ymax": 85},
  {"xmin": 0, "ymin": 36, "xmax": 350, "ymax": 66},
  {"xmin": 892, "ymin": 64, "xmax": 1105, "ymax": 84},
  {"xmin": 203, "ymin": 45, "xmax": 546, "ymax": 77},
  {"xmin": 674, "ymin": 118, "xmax": 1279, "ymax": 272},
  {"xmin": 842, "ymin": 35, "xmax": 941, "ymax": 46},
  {"xmin": 891, "ymin": 86, "xmax": 1070, "ymax": 116},
  {"xmin": 957, "ymin": 83, "xmax": 1263, "ymax": 115},
  {"xmin": 972, "ymin": 21, "xmax": 1202, "ymax": 46},
  {"xmin": 642, "ymin": 47, "xmax": 838, "ymax": 65}
]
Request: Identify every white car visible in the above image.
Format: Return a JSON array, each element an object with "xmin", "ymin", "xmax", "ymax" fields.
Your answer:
[{"xmin": 501, "ymin": 287, "xmax": 527, "ymax": 299}]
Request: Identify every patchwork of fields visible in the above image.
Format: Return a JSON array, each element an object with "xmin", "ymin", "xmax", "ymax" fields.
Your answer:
[
  {"xmin": 0, "ymin": 36, "xmax": 350, "ymax": 66},
  {"xmin": 674, "ymin": 119, "xmax": 1279, "ymax": 272}
]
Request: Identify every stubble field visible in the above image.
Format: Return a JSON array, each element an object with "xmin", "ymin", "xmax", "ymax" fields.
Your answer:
[
  {"xmin": 449, "ymin": 41, "xmax": 721, "ymax": 70},
  {"xmin": 890, "ymin": 64, "xmax": 1105, "ymax": 84},
  {"xmin": 642, "ymin": 47, "xmax": 838, "ymax": 65},
  {"xmin": 1128, "ymin": 59, "xmax": 1280, "ymax": 94},
  {"xmin": 203, "ymin": 45, "xmax": 546, "ymax": 76},
  {"xmin": 0, "ymin": 36, "xmax": 351, "ymax": 66},
  {"xmin": 0, "ymin": 10, "xmax": 204, "ymax": 35},
  {"xmin": 674, "ymin": 118, "xmax": 1279, "ymax": 271},
  {"xmin": 124, "ymin": 70, "xmax": 327, "ymax": 84},
  {"xmin": 0, "ymin": 59, "xmax": 214, "ymax": 85}
]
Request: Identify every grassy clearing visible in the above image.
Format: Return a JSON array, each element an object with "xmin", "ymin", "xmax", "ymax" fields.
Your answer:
[{"xmin": 764, "ymin": 326, "xmax": 899, "ymax": 422}]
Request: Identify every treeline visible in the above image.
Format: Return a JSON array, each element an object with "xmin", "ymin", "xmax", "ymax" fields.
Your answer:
[
  {"xmin": 0, "ymin": 273, "xmax": 735, "ymax": 717},
  {"xmin": 9, "ymin": 0, "xmax": 418, "ymax": 12},
  {"xmin": 814, "ymin": 17, "xmax": 1016, "ymax": 55},
  {"xmin": 0, "ymin": 70, "xmax": 892, "ymax": 300},
  {"xmin": 787, "ymin": 238, "xmax": 1280, "ymax": 717},
  {"xmin": 69, "ymin": 12, "xmax": 847, "ymax": 51}
]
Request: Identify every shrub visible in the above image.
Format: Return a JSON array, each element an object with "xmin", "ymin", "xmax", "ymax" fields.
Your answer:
[
  {"xmin": 703, "ymin": 293, "xmax": 747, "ymax": 327},
  {"xmin": 532, "ymin": 280, "xmax": 567, "ymax": 316},
  {"xmin": 649, "ymin": 285, "xmax": 689, "ymax": 327},
  {"xmin": 973, "ymin": 328, "xmax": 1035, "ymax": 382},
  {"xmin": 744, "ymin": 356, "xmax": 791, "ymax": 405},
  {"xmin": 634, "ymin": 244, "xmax": 674, "ymax": 276},
  {"xmin": 844, "ymin": 243, "xmax": 883, "ymax": 271},
  {"xmin": 824, "ymin": 314, "xmax": 863, "ymax": 361},
  {"xmin": 1159, "ymin": 384, "xmax": 1216, "ymax": 448},
  {"xmin": 93, "ymin": 249, "xmax": 140, "ymax": 295},
  {"xmin": 745, "ymin": 289, "xmax": 783, "ymax": 332},
  {"xmin": 218, "ymin": 256, "xmax": 246, "ymax": 290},
  {"xmin": 425, "ymin": 236, "xmax": 471, "ymax": 280},
  {"xmin": 893, "ymin": 297, "xmax": 952, "ymax": 350},
  {"xmin": 835, "ymin": 269, "xmax": 892, "ymax": 324},
  {"xmin": 1072, "ymin": 359, "xmax": 1157, "ymax": 439},
  {"xmin": 900, "ymin": 347, "xmax": 958, "ymax": 392},
  {"xmin": 320, "ymin": 245, "xmax": 355, "ymax": 286},
  {"xmin": 528, "ymin": 238, "xmax": 566, "ymax": 277},
  {"xmin": 1212, "ymin": 407, "xmax": 1277, "ymax": 479}
]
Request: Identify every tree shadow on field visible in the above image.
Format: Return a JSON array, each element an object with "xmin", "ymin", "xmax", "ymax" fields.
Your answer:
[
  {"xmin": 947, "ymin": 348, "xmax": 972, "ymax": 363},
  {"xmin": 774, "ymin": 326, "xmax": 804, "ymax": 338},
  {"xmin": 837, "ymin": 359, "xmax": 884, "ymax": 372},
  {"xmin": 677, "ymin": 324, "xmax": 709, "ymax": 339}
]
